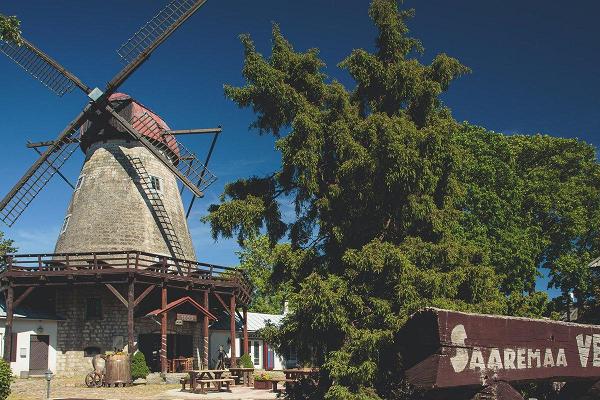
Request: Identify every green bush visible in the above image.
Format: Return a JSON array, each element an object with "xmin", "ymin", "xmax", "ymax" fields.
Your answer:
[
  {"xmin": 0, "ymin": 359, "xmax": 13, "ymax": 400},
  {"xmin": 239, "ymin": 354, "xmax": 254, "ymax": 369},
  {"xmin": 130, "ymin": 351, "xmax": 150, "ymax": 380}
]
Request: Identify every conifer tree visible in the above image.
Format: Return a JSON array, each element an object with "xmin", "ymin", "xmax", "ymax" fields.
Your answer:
[{"xmin": 206, "ymin": 1, "xmax": 600, "ymax": 398}]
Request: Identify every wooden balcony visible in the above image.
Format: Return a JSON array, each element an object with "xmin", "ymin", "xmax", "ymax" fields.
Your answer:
[{"xmin": 0, "ymin": 250, "xmax": 252, "ymax": 306}]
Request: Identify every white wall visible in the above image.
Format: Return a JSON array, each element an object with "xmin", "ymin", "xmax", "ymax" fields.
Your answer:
[
  {"xmin": 0, "ymin": 318, "xmax": 58, "ymax": 376},
  {"xmin": 209, "ymin": 331, "xmax": 288, "ymax": 370}
]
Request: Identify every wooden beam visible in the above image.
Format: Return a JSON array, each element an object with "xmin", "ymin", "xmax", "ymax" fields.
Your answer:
[
  {"xmin": 243, "ymin": 307, "xmax": 248, "ymax": 356},
  {"xmin": 230, "ymin": 294, "xmax": 237, "ymax": 368},
  {"xmin": 213, "ymin": 292, "xmax": 230, "ymax": 314},
  {"xmin": 105, "ymin": 283, "xmax": 127, "ymax": 307},
  {"xmin": 161, "ymin": 285, "xmax": 168, "ymax": 373},
  {"xmin": 26, "ymin": 138, "xmax": 81, "ymax": 148},
  {"xmin": 13, "ymin": 287, "xmax": 35, "ymax": 308},
  {"xmin": 3, "ymin": 285, "xmax": 13, "ymax": 362},
  {"xmin": 165, "ymin": 127, "xmax": 222, "ymax": 136},
  {"xmin": 127, "ymin": 278, "xmax": 135, "ymax": 354},
  {"xmin": 133, "ymin": 284, "xmax": 155, "ymax": 308},
  {"xmin": 203, "ymin": 290, "xmax": 209, "ymax": 369}
]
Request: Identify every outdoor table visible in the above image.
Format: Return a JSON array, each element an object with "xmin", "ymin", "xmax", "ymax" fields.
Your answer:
[
  {"xmin": 229, "ymin": 367, "xmax": 254, "ymax": 386},
  {"xmin": 187, "ymin": 369, "xmax": 226, "ymax": 392},
  {"xmin": 283, "ymin": 368, "xmax": 319, "ymax": 381}
]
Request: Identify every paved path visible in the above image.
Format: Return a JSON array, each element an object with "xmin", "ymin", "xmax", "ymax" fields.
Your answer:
[{"xmin": 152, "ymin": 387, "xmax": 278, "ymax": 400}]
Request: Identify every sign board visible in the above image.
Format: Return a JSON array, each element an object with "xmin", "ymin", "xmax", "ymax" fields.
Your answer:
[
  {"xmin": 176, "ymin": 313, "xmax": 197, "ymax": 322},
  {"xmin": 400, "ymin": 308, "xmax": 600, "ymax": 389}
]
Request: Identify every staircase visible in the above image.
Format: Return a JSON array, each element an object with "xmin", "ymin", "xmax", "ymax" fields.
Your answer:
[{"xmin": 128, "ymin": 156, "xmax": 186, "ymax": 262}]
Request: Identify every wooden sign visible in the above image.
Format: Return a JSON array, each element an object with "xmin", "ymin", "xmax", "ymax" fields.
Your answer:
[
  {"xmin": 176, "ymin": 313, "xmax": 197, "ymax": 322},
  {"xmin": 400, "ymin": 308, "xmax": 600, "ymax": 389}
]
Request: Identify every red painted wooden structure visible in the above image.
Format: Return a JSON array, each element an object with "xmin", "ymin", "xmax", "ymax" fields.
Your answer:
[{"xmin": 400, "ymin": 308, "xmax": 600, "ymax": 399}]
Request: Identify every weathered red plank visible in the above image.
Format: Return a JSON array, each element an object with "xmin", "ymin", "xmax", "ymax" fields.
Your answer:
[{"xmin": 400, "ymin": 308, "xmax": 600, "ymax": 389}]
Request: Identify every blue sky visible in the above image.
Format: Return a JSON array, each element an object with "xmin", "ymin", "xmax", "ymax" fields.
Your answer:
[{"xmin": 1, "ymin": 1, "xmax": 599, "ymax": 298}]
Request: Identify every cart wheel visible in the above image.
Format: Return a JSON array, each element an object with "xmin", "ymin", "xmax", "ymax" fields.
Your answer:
[{"xmin": 85, "ymin": 372, "xmax": 102, "ymax": 388}]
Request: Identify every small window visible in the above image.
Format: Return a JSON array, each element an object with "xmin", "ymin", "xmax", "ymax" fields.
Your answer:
[
  {"xmin": 85, "ymin": 298, "xmax": 103, "ymax": 320},
  {"xmin": 253, "ymin": 341, "xmax": 260, "ymax": 366},
  {"xmin": 60, "ymin": 215, "xmax": 71, "ymax": 234},
  {"xmin": 84, "ymin": 346, "xmax": 102, "ymax": 357},
  {"xmin": 75, "ymin": 175, "xmax": 85, "ymax": 190},
  {"xmin": 150, "ymin": 176, "xmax": 163, "ymax": 192}
]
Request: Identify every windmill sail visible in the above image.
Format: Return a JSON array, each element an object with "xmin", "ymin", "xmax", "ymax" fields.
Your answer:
[
  {"xmin": 0, "ymin": 38, "xmax": 90, "ymax": 96},
  {"xmin": 117, "ymin": 0, "xmax": 208, "ymax": 63},
  {"xmin": 0, "ymin": 124, "xmax": 83, "ymax": 226}
]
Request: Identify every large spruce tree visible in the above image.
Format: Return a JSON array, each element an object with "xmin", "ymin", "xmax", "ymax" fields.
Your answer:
[{"xmin": 206, "ymin": 1, "xmax": 600, "ymax": 398}]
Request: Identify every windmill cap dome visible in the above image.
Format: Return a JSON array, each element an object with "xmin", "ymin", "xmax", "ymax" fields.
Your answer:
[{"xmin": 80, "ymin": 93, "xmax": 179, "ymax": 156}]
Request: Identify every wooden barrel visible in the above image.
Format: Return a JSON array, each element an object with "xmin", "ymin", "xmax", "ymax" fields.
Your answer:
[{"xmin": 104, "ymin": 353, "xmax": 132, "ymax": 386}]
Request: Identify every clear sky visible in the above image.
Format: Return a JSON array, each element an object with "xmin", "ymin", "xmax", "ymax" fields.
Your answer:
[{"xmin": 1, "ymin": 1, "xmax": 599, "ymax": 298}]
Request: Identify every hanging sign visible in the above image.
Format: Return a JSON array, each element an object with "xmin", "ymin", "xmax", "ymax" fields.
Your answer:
[
  {"xmin": 176, "ymin": 313, "xmax": 197, "ymax": 322},
  {"xmin": 400, "ymin": 308, "xmax": 600, "ymax": 389}
]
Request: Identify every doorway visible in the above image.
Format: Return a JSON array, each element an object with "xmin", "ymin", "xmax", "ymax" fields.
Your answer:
[
  {"xmin": 138, "ymin": 334, "xmax": 193, "ymax": 372},
  {"xmin": 29, "ymin": 335, "xmax": 49, "ymax": 373}
]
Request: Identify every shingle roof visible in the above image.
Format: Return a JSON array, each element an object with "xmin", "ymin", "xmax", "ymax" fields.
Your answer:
[{"xmin": 210, "ymin": 311, "xmax": 285, "ymax": 332}]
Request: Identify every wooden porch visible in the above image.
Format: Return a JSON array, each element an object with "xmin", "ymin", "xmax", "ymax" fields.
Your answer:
[{"xmin": 0, "ymin": 250, "xmax": 253, "ymax": 373}]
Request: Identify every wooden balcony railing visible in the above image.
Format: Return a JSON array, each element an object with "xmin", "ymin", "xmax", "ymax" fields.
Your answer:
[{"xmin": 0, "ymin": 250, "xmax": 252, "ymax": 301}]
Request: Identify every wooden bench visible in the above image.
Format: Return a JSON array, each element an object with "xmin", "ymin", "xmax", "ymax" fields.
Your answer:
[
  {"xmin": 196, "ymin": 378, "xmax": 234, "ymax": 394},
  {"xmin": 269, "ymin": 378, "xmax": 297, "ymax": 393}
]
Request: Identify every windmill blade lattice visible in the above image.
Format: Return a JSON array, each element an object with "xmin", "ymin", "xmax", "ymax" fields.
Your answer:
[
  {"xmin": 117, "ymin": 0, "xmax": 207, "ymax": 64},
  {"xmin": 0, "ymin": 131, "xmax": 81, "ymax": 226},
  {"xmin": 0, "ymin": 39, "xmax": 88, "ymax": 96},
  {"xmin": 130, "ymin": 113, "xmax": 217, "ymax": 194}
]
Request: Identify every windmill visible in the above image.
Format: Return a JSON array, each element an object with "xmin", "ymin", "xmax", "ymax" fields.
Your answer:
[{"xmin": 0, "ymin": 0, "xmax": 221, "ymax": 260}]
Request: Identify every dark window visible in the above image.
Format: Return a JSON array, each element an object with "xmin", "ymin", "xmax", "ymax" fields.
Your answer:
[
  {"xmin": 85, "ymin": 298, "xmax": 103, "ymax": 320},
  {"xmin": 150, "ymin": 176, "xmax": 163, "ymax": 192},
  {"xmin": 84, "ymin": 346, "xmax": 102, "ymax": 357}
]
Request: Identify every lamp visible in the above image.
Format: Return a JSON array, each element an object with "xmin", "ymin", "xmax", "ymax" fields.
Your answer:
[
  {"xmin": 36, "ymin": 325, "xmax": 44, "ymax": 334},
  {"xmin": 44, "ymin": 370, "xmax": 53, "ymax": 399}
]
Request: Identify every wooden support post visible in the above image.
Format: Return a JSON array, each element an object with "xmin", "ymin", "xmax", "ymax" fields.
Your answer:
[
  {"xmin": 13, "ymin": 287, "xmax": 35, "ymax": 308},
  {"xmin": 127, "ymin": 278, "xmax": 135, "ymax": 354},
  {"xmin": 243, "ymin": 307, "xmax": 249, "ymax": 356},
  {"xmin": 161, "ymin": 285, "xmax": 168, "ymax": 373},
  {"xmin": 230, "ymin": 294, "xmax": 237, "ymax": 368},
  {"xmin": 202, "ymin": 290, "xmax": 209, "ymax": 369},
  {"xmin": 3, "ymin": 285, "xmax": 13, "ymax": 362}
]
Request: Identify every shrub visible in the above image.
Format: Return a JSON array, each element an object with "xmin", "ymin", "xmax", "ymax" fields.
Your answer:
[
  {"xmin": 130, "ymin": 351, "xmax": 150, "ymax": 380},
  {"xmin": 239, "ymin": 354, "xmax": 254, "ymax": 369},
  {"xmin": 0, "ymin": 359, "xmax": 13, "ymax": 400},
  {"xmin": 254, "ymin": 371, "xmax": 272, "ymax": 381}
]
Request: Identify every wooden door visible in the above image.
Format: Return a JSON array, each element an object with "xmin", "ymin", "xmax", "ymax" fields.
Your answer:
[{"xmin": 29, "ymin": 335, "xmax": 49, "ymax": 372}]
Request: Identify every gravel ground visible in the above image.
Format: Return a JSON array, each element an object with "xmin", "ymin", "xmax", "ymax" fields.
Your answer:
[{"xmin": 8, "ymin": 377, "xmax": 179, "ymax": 400}]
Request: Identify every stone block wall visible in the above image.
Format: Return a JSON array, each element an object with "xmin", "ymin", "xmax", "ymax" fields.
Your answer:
[{"xmin": 54, "ymin": 286, "xmax": 203, "ymax": 377}]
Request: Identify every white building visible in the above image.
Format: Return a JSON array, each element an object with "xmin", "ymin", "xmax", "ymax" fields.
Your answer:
[
  {"xmin": 209, "ymin": 311, "xmax": 297, "ymax": 370},
  {"xmin": 0, "ymin": 302, "xmax": 61, "ymax": 377}
]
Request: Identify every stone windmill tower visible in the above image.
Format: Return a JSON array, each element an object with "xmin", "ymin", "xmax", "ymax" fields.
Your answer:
[
  {"xmin": 0, "ymin": 0, "xmax": 220, "ymax": 261},
  {"xmin": 54, "ymin": 93, "xmax": 205, "ymax": 260}
]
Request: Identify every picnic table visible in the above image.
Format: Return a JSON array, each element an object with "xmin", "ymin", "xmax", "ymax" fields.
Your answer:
[
  {"xmin": 283, "ymin": 368, "xmax": 319, "ymax": 381},
  {"xmin": 184, "ymin": 369, "xmax": 233, "ymax": 394},
  {"xmin": 229, "ymin": 367, "xmax": 254, "ymax": 386}
]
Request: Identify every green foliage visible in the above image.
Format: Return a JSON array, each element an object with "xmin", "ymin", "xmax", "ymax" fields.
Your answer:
[
  {"xmin": 207, "ymin": 1, "xmax": 600, "ymax": 398},
  {"xmin": 0, "ymin": 232, "xmax": 16, "ymax": 270},
  {"xmin": 236, "ymin": 236, "xmax": 294, "ymax": 314},
  {"xmin": 0, "ymin": 15, "xmax": 21, "ymax": 44},
  {"xmin": 0, "ymin": 359, "xmax": 13, "ymax": 400},
  {"xmin": 130, "ymin": 351, "xmax": 150, "ymax": 380},
  {"xmin": 239, "ymin": 353, "xmax": 254, "ymax": 369}
]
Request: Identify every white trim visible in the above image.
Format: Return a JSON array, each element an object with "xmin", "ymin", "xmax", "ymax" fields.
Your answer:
[
  {"xmin": 60, "ymin": 215, "xmax": 71, "ymax": 235},
  {"xmin": 75, "ymin": 175, "xmax": 85, "ymax": 191}
]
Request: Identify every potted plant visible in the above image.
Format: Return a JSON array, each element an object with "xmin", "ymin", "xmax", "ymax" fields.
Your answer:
[{"xmin": 253, "ymin": 371, "xmax": 272, "ymax": 390}]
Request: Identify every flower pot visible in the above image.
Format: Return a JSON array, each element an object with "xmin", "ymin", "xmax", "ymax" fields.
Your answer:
[{"xmin": 254, "ymin": 380, "xmax": 271, "ymax": 390}]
